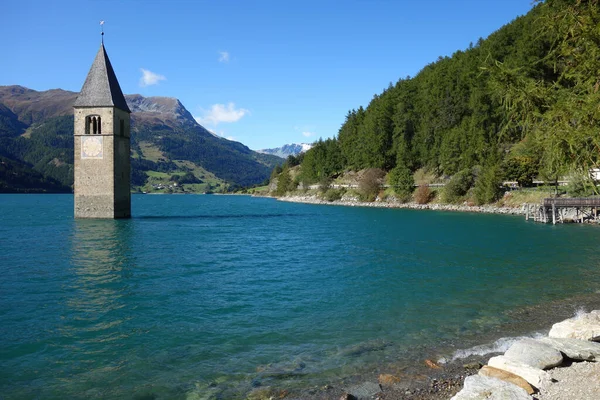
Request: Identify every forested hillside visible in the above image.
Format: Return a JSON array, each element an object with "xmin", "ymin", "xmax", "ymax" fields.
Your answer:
[{"xmin": 291, "ymin": 0, "xmax": 599, "ymax": 200}]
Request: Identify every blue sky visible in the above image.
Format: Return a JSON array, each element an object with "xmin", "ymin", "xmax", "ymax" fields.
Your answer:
[{"xmin": 2, "ymin": 0, "xmax": 534, "ymax": 150}]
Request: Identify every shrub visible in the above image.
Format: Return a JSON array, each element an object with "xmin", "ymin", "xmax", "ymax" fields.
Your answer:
[
  {"xmin": 323, "ymin": 188, "xmax": 344, "ymax": 202},
  {"xmin": 473, "ymin": 165, "xmax": 504, "ymax": 205},
  {"xmin": 442, "ymin": 169, "xmax": 474, "ymax": 203},
  {"xmin": 414, "ymin": 167, "xmax": 437, "ymax": 186},
  {"xmin": 275, "ymin": 168, "xmax": 292, "ymax": 196},
  {"xmin": 567, "ymin": 173, "xmax": 597, "ymax": 197},
  {"xmin": 414, "ymin": 185, "xmax": 433, "ymax": 204},
  {"xmin": 319, "ymin": 175, "xmax": 333, "ymax": 192},
  {"xmin": 388, "ymin": 165, "xmax": 415, "ymax": 197},
  {"xmin": 358, "ymin": 168, "xmax": 385, "ymax": 202}
]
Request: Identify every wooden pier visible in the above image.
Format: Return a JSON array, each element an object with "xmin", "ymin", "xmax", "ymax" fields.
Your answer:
[{"xmin": 525, "ymin": 198, "xmax": 600, "ymax": 224}]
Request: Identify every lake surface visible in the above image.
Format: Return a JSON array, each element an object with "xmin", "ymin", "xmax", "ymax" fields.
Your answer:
[{"xmin": 2, "ymin": 194, "xmax": 600, "ymax": 399}]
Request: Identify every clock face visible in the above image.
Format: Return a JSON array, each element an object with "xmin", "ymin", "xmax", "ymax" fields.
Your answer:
[{"xmin": 81, "ymin": 136, "xmax": 103, "ymax": 159}]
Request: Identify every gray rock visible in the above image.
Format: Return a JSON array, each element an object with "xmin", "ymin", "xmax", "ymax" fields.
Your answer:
[
  {"xmin": 504, "ymin": 338, "xmax": 563, "ymax": 369},
  {"xmin": 539, "ymin": 337, "xmax": 600, "ymax": 361},
  {"xmin": 450, "ymin": 375, "xmax": 530, "ymax": 400},
  {"xmin": 346, "ymin": 382, "xmax": 381, "ymax": 400},
  {"xmin": 488, "ymin": 355, "xmax": 552, "ymax": 388},
  {"xmin": 548, "ymin": 310, "xmax": 600, "ymax": 341}
]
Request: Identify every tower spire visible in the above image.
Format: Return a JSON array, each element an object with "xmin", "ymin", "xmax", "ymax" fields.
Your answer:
[{"xmin": 100, "ymin": 20, "xmax": 105, "ymax": 44}]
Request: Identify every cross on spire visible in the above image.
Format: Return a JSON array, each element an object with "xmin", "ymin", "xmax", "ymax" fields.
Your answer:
[{"xmin": 100, "ymin": 20, "xmax": 105, "ymax": 44}]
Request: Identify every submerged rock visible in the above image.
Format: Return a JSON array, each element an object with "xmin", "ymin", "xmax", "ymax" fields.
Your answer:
[
  {"xmin": 425, "ymin": 359, "xmax": 442, "ymax": 369},
  {"xmin": 548, "ymin": 310, "xmax": 600, "ymax": 341},
  {"xmin": 345, "ymin": 382, "xmax": 381, "ymax": 399},
  {"xmin": 504, "ymin": 338, "xmax": 563, "ymax": 369},
  {"xmin": 539, "ymin": 336, "xmax": 600, "ymax": 361},
  {"xmin": 338, "ymin": 340, "xmax": 391, "ymax": 357},
  {"xmin": 450, "ymin": 375, "xmax": 530, "ymax": 400},
  {"xmin": 378, "ymin": 373, "xmax": 401, "ymax": 385}
]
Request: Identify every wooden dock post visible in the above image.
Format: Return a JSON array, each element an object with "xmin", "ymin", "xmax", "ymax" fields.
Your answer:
[
  {"xmin": 526, "ymin": 204, "xmax": 529, "ymax": 221},
  {"xmin": 543, "ymin": 206, "xmax": 547, "ymax": 223},
  {"xmin": 552, "ymin": 202, "xmax": 556, "ymax": 225}
]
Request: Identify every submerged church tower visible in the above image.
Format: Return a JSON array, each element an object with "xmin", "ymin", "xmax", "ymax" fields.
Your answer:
[{"xmin": 73, "ymin": 42, "xmax": 131, "ymax": 218}]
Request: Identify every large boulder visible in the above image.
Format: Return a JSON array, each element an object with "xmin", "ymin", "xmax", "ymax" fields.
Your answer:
[
  {"xmin": 487, "ymin": 355, "xmax": 551, "ymax": 389},
  {"xmin": 504, "ymin": 338, "xmax": 563, "ymax": 369},
  {"xmin": 450, "ymin": 375, "xmax": 530, "ymax": 400},
  {"xmin": 539, "ymin": 337, "xmax": 600, "ymax": 361},
  {"xmin": 478, "ymin": 365, "xmax": 535, "ymax": 395},
  {"xmin": 548, "ymin": 310, "xmax": 600, "ymax": 341}
]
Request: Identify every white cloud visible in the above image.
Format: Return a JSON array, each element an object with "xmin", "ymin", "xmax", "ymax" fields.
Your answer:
[
  {"xmin": 295, "ymin": 125, "xmax": 316, "ymax": 138},
  {"xmin": 218, "ymin": 51, "xmax": 230, "ymax": 63},
  {"xmin": 139, "ymin": 68, "xmax": 166, "ymax": 87},
  {"xmin": 195, "ymin": 103, "xmax": 249, "ymax": 126}
]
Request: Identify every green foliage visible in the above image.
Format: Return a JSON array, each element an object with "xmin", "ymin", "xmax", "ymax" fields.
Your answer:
[
  {"xmin": 322, "ymin": 188, "xmax": 345, "ymax": 202},
  {"xmin": 0, "ymin": 115, "xmax": 74, "ymax": 188},
  {"xmin": 443, "ymin": 168, "xmax": 474, "ymax": 203},
  {"xmin": 156, "ymin": 124, "xmax": 281, "ymax": 187},
  {"xmin": 0, "ymin": 155, "xmax": 69, "ymax": 193},
  {"xmin": 566, "ymin": 172, "xmax": 597, "ymax": 197},
  {"xmin": 275, "ymin": 166, "xmax": 295, "ymax": 196},
  {"xmin": 503, "ymin": 156, "xmax": 537, "ymax": 187},
  {"xmin": 490, "ymin": 0, "xmax": 600, "ymax": 185},
  {"xmin": 318, "ymin": 175, "xmax": 333, "ymax": 192},
  {"xmin": 473, "ymin": 165, "xmax": 504, "ymax": 205},
  {"xmin": 285, "ymin": 153, "xmax": 303, "ymax": 168},
  {"xmin": 274, "ymin": 1, "xmax": 596, "ymax": 195},
  {"xmin": 170, "ymin": 172, "xmax": 202, "ymax": 184},
  {"xmin": 0, "ymin": 104, "xmax": 27, "ymax": 137},
  {"xmin": 299, "ymin": 138, "xmax": 343, "ymax": 184},
  {"xmin": 387, "ymin": 165, "xmax": 414, "ymax": 196}
]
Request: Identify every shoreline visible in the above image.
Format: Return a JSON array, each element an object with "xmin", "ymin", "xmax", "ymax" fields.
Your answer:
[
  {"xmin": 263, "ymin": 292, "xmax": 600, "ymax": 400},
  {"xmin": 276, "ymin": 194, "xmax": 525, "ymax": 216}
]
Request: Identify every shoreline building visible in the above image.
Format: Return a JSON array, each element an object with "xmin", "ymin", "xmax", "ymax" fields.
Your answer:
[{"xmin": 73, "ymin": 43, "xmax": 131, "ymax": 218}]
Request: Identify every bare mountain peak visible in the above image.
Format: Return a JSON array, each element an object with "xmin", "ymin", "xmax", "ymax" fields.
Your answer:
[
  {"xmin": 124, "ymin": 94, "xmax": 197, "ymax": 128},
  {"xmin": 0, "ymin": 85, "xmax": 199, "ymax": 130}
]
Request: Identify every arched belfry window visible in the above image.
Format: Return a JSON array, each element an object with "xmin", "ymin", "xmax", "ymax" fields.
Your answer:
[{"xmin": 86, "ymin": 115, "xmax": 102, "ymax": 135}]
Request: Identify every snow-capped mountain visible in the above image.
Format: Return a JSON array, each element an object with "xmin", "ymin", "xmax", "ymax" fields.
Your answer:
[{"xmin": 257, "ymin": 143, "xmax": 313, "ymax": 158}]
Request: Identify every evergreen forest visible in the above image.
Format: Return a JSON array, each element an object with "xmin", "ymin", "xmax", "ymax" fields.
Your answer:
[{"xmin": 280, "ymin": 0, "xmax": 600, "ymax": 203}]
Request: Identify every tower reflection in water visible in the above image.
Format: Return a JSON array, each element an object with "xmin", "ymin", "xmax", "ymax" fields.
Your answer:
[{"xmin": 61, "ymin": 219, "xmax": 136, "ymax": 395}]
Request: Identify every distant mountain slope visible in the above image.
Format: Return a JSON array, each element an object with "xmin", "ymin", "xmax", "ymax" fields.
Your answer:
[
  {"xmin": 257, "ymin": 143, "xmax": 313, "ymax": 158},
  {"xmin": 0, "ymin": 85, "xmax": 283, "ymax": 192},
  {"xmin": 0, "ymin": 86, "xmax": 76, "ymax": 125},
  {"xmin": 0, "ymin": 155, "xmax": 69, "ymax": 193}
]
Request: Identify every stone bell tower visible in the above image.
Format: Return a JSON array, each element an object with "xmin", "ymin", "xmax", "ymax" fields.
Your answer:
[{"xmin": 73, "ymin": 41, "xmax": 131, "ymax": 218}]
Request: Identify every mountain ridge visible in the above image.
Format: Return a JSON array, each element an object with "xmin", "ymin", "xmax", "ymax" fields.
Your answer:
[
  {"xmin": 0, "ymin": 85, "xmax": 283, "ymax": 193},
  {"xmin": 257, "ymin": 143, "xmax": 313, "ymax": 159}
]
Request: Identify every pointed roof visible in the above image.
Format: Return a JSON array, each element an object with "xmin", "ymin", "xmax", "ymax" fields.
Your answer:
[{"xmin": 74, "ymin": 44, "xmax": 131, "ymax": 113}]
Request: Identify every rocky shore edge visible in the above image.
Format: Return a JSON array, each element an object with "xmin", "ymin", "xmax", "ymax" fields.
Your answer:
[
  {"xmin": 277, "ymin": 195, "xmax": 525, "ymax": 216},
  {"xmin": 450, "ymin": 310, "xmax": 600, "ymax": 400}
]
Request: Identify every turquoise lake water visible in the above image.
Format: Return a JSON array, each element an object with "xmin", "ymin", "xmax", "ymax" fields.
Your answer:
[{"xmin": 2, "ymin": 194, "xmax": 600, "ymax": 399}]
